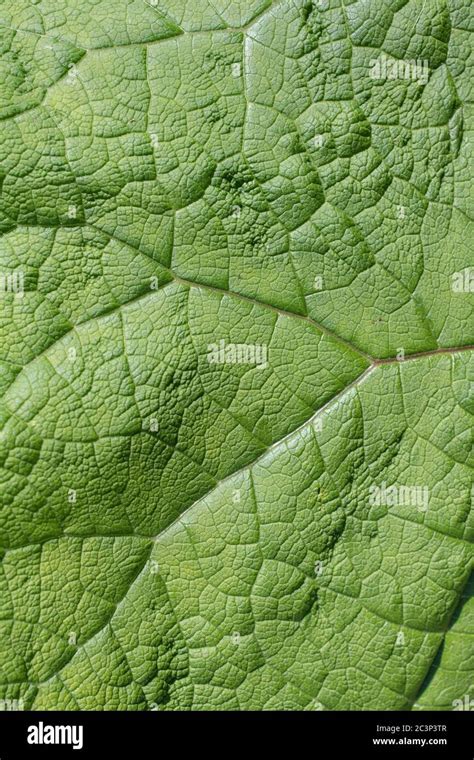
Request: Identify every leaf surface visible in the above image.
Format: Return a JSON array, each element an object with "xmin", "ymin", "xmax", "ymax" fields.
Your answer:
[{"xmin": 0, "ymin": 0, "xmax": 472, "ymax": 710}]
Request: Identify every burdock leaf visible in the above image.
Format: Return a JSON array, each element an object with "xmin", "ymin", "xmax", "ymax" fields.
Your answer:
[{"xmin": 0, "ymin": 0, "xmax": 472, "ymax": 711}]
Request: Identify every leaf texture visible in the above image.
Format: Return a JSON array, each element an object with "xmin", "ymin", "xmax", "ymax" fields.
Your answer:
[{"xmin": 0, "ymin": 0, "xmax": 472, "ymax": 711}]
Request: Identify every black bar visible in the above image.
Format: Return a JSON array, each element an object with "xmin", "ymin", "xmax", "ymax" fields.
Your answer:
[{"xmin": 0, "ymin": 710, "xmax": 471, "ymax": 757}]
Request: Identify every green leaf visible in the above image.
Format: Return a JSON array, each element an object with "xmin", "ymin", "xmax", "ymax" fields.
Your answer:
[{"xmin": 0, "ymin": 0, "xmax": 472, "ymax": 711}]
